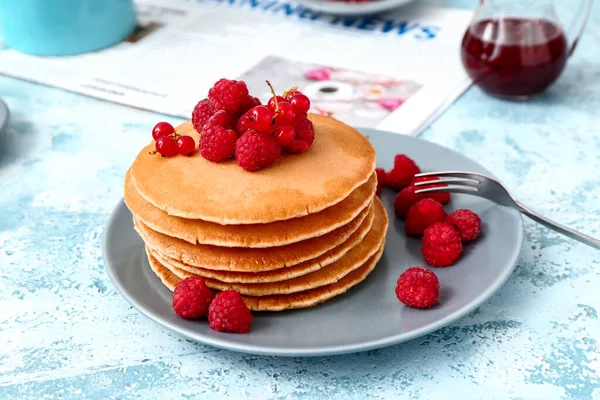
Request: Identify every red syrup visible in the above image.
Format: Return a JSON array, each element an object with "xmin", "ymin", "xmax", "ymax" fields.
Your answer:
[{"xmin": 461, "ymin": 18, "xmax": 568, "ymax": 98}]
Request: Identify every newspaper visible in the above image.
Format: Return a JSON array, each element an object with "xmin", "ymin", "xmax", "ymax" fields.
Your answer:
[{"xmin": 0, "ymin": 0, "xmax": 473, "ymax": 135}]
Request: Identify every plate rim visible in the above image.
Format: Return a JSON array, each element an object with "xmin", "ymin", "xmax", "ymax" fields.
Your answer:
[{"xmin": 103, "ymin": 129, "xmax": 524, "ymax": 357}]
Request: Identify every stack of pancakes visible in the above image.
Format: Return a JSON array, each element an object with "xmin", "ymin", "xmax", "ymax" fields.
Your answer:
[{"xmin": 124, "ymin": 114, "xmax": 388, "ymax": 311}]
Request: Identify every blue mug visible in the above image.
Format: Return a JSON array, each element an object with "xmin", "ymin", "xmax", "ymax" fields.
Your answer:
[{"xmin": 0, "ymin": 0, "xmax": 137, "ymax": 56}]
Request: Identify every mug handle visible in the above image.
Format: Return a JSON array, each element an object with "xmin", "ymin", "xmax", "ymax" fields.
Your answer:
[{"xmin": 567, "ymin": 0, "xmax": 593, "ymax": 57}]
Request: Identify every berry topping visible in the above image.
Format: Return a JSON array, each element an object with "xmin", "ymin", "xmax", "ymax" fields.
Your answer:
[
  {"xmin": 267, "ymin": 96, "xmax": 286, "ymax": 113},
  {"xmin": 236, "ymin": 131, "xmax": 282, "ymax": 171},
  {"xmin": 176, "ymin": 135, "xmax": 196, "ymax": 156},
  {"xmin": 274, "ymin": 102, "xmax": 296, "ymax": 126},
  {"xmin": 172, "ymin": 277, "xmax": 215, "ymax": 319},
  {"xmin": 208, "ymin": 78, "xmax": 250, "ymax": 114},
  {"xmin": 155, "ymin": 136, "xmax": 178, "ymax": 157},
  {"xmin": 446, "ymin": 209, "xmax": 481, "ymax": 242},
  {"xmin": 274, "ymin": 125, "xmax": 296, "ymax": 146},
  {"xmin": 394, "ymin": 185, "xmax": 423, "ymax": 219},
  {"xmin": 421, "ymin": 222, "xmax": 463, "ymax": 267},
  {"xmin": 191, "ymin": 99, "xmax": 213, "ymax": 134},
  {"xmin": 284, "ymin": 114, "xmax": 314, "ymax": 154},
  {"xmin": 200, "ymin": 111, "xmax": 237, "ymax": 162},
  {"xmin": 289, "ymin": 94, "xmax": 311, "ymax": 114},
  {"xmin": 248, "ymin": 105, "xmax": 274, "ymax": 132},
  {"xmin": 152, "ymin": 122, "xmax": 175, "ymax": 141},
  {"xmin": 386, "ymin": 154, "xmax": 421, "ymax": 190},
  {"xmin": 395, "ymin": 267, "xmax": 440, "ymax": 308},
  {"xmin": 412, "ymin": 176, "xmax": 451, "ymax": 204},
  {"xmin": 208, "ymin": 290, "xmax": 252, "ymax": 333},
  {"xmin": 375, "ymin": 168, "xmax": 386, "ymax": 195},
  {"xmin": 236, "ymin": 110, "xmax": 252, "ymax": 136},
  {"xmin": 405, "ymin": 198, "xmax": 447, "ymax": 236}
]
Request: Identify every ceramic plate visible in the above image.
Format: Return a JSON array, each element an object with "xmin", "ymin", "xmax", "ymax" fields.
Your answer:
[
  {"xmin": 0, "ymin": 100, "xmax": 8, "ymax": 134},
  {"xmin": 293, "ymin": 0, "xmax": 415, "ymax": 16},
  {"xmin": 103, "ymin": 128, "xmax": 523, "ymax": 357}
]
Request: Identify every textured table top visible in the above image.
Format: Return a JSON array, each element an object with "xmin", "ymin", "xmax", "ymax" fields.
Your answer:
[{"xmin": 1, "ymin": 1, "xmax": 599, "ymax": 399}]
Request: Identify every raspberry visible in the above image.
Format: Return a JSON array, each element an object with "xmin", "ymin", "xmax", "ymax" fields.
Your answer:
[
  {"xmin": 405, "ymin": 198, "xmax": 447, "ymax": 236},
  {"xmin": 395, "ymin": 267, "xmax": 440, "ymax": 308},
  {"xmin": 236, "ymin": 110, "xmax": 253, "ymax": 136},
  {"xmin": 200, "ymin": 111, "xmax": 237, "ymax": 162},
  {"xmin": 421, "ymin": 222, "xmax": 463, "ymax": 267},
  {"xmin": 375, "ymin": 168, "xmax": 386, "ymax": 195},
  {"xmin": 172, "ymin": 278, "xmax": 215, "ymax": 319},
  {"xmin": 208, "ymin": 290, "xmax": 252, "ymax": 333},
  {"xmin": 411, "ymin": 176, "xmax": 451, "ymax": 204},
  {"xmin": 284, "ymin": 115, "xmax": 314, "ymax": 154},
  {"xmin": 208, "ymin": 79, "xmax": 250, "ymax": 115},
  {"xmin": 394, "ymin": 185, "xmax": 423, "ymax": 219},
  {"xmin": 446, "ymin": 209, "xmax": 481, "ymax": 242},
  {"xmin": 386, "ymin": 154, "xmax": 421, "ymax": 190},
  {"xmin": 236, "ymin": 131, "xmax": 282, "ymax": 171},
  {"xmin": 191, "ymin": 98, "xmax": 214, "ymax": 134}
]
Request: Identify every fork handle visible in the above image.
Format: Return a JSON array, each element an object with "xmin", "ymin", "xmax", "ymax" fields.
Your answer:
[{"xmin": 516, "ymin": 201, "xmax": 600, "ymax": 250}]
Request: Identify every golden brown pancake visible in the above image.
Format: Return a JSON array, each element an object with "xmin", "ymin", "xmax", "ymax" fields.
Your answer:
[
  {"xmin": 125, "ymin": 171, "xmax": 376, "ymax": 247},
  {"xmin": 129, "ymin": 114, "xmax": 376, "ymax": 224},
  {"xmin": 148, "ymin": 198, "xmax": 377, "ymax": 283},
  {"xmin": 146, "ymin": 243, "xmax": 384, "ymax": 311},
  {"xmin": 136, "ymin": 202, "xmax": 374, "ymax": 272},
  {"xmin": 152, "ymin": 198, "xmax": 387, "ymax": 296}
]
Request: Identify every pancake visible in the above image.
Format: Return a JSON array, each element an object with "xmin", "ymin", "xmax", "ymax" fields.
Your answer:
[
  {"xmin": 125, "ymin": 171, "xmax": 376, "ymax": 247},
  {"xmin": 148, "ymin": 197, "xmax": 377, "ymax": 283},
  {"xmin": 129, "ymin": 114, "xmax": 376, "ymax": 224},
  {"xmin": 147, "ymin": 243, "xmax": 384, "ymax": 311},
  {"xmin": 152, "ymin": 198, "xmax": 388, "ymax": 296},
  {"xmin": 136, "ymin": 202, "xmax": 374, "ymax": 272}
]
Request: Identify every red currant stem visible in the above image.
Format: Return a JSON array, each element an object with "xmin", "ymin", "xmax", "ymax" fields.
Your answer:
[
  {"xmin": 265, "ymin": 80, "xmax": 280, "ymax": 119},
  {"xmin": 149, "ymin": 150, "xmax": 158, "ymax": 155},
  {"xmin": 283, "ymin": 86, "xmax": 299, "ymax": 97}
]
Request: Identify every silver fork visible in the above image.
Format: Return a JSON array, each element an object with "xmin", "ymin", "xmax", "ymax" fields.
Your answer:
[{"xmin": 414, "ymin": 171, "xmax": 600, "ymax": 250}]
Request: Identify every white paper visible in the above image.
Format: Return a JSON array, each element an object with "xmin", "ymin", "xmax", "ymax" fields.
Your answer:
[{"xmin": 0, "ymin": 0, "xmax": 474, "ymax": 135}]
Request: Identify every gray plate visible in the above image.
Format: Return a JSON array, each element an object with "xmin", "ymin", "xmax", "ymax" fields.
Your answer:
[
  {"xmin": 0, "ymin": 100, "xmax": 8, "ymax": 134},
  {"xmin": 103, "ymin": 128, "xmax": 523, "ymax": 357},
  {"xmin": 294, "ymin": 0, "xmax": 415, "ymax": 16}
]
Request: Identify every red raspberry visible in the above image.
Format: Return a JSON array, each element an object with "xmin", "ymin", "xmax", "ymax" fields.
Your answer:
[
  {"xmin": 208, "ymin": 79, "xmax": 249, "ymax": 115},
  {"xmin": 394, "ymin": 185, "xmax": 422, "ymax": 219},
  {"xmin": 200, "ymin": 111, "xmax": 237, "ymax": 162},
  {"xmin": 172, "ymin": 278, "xmax": 215, "ymax": 319},
  {"xmin": 236, "ymin": 110, "xmax": 252, "ymax": 136},
  {"xmin": 191, "ymin": 98, "xmax": 214, "ymax": 134},
  {"xmin": 411, "ymin": 176, "xmax": 451, "ymax": 204},
  {"xmin": 236, "ymin": 131, "xmax": 282, "ymax": 171},
  {"xmin": 395, "ymin": 267, "xmax": 439, "ymax": 308},
  {"xmin": 405, "ymin": 198, "xmax": 447, "ymax": 236},
  {"xmin": 446, "ymin": 209, "xmax": 481, "ymax": 242},
  {"xmin": 386, "ymin": 154, "xmax": 421, "ymax": 190},
  {"xmin": 284, "ymin": 115, "xmax": 314, "ymax": 154},
  {"xmin": 375, "ymin": 168, "xmax": 386, "ymax": 195},
  {"xmin": 421, "ymin": 222, "xmax": 463, "ymax": 267},
  {"xmin": 208, "ymin": 290, "xmax": 252, "ymax": 333}
]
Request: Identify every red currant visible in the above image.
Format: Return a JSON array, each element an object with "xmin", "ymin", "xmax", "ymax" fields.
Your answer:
[
  {"xmin": 274, "ymin": 126, "xmax": 296, "ymax": 146},
  {"xmin": 152, "ymin": 121, "xmax": 175, "ymax": 141},
  {"xmin": 275, "ymin": 102, "xmax": 296, "ymax": 126},
  {"xmin": 156, "ymin": 136, "xmax": 178, "ymax": 157},
  {"xmin": 289, "ymin": 94, "xmax": 310, "ymax": 115},
  {"xmin": 249, "ymin": 105, "xmax": 274, "ymax": 132},
  {"xmin": 267, "ymin": 96, "xmax": 286, "ymax": 113},
  {"xmin": 176, "ymin": 135, "xmax": 196, "ymax": 156},
  {"xmin": 285, "ymin": 89, "xmax": 302, "ymax": 99}
]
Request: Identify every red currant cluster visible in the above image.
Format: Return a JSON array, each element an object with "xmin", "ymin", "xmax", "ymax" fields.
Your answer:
[
  {"xmin": 151, "ymin": 122, "xmax": 196, "ymax": 157},
  {"xmin": 192, "ymin": 79, "xmax": 315, "ymax": 171}
]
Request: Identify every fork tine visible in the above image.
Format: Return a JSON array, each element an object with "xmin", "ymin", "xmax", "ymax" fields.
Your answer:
[
  {"xmin": 413, "ymin": 177, "xmax": 479, "ymax": 186},
  {"xmin": 415, "ymin": 171, "xmax": 486, "ymax": 182},
  {"xmin": 414, "ymin": 184, "xmax": 479, "ymax": 195}
]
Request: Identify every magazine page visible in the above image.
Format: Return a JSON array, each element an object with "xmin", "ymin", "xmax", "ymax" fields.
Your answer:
[{"xmin": 0, "ymin": 0, "xmax": 473, "ymax": 135}]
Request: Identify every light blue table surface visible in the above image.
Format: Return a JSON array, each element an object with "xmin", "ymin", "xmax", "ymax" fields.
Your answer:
[{"xmin": 1, "ymin": 0, "xmax": 599, "ymax": 399}]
